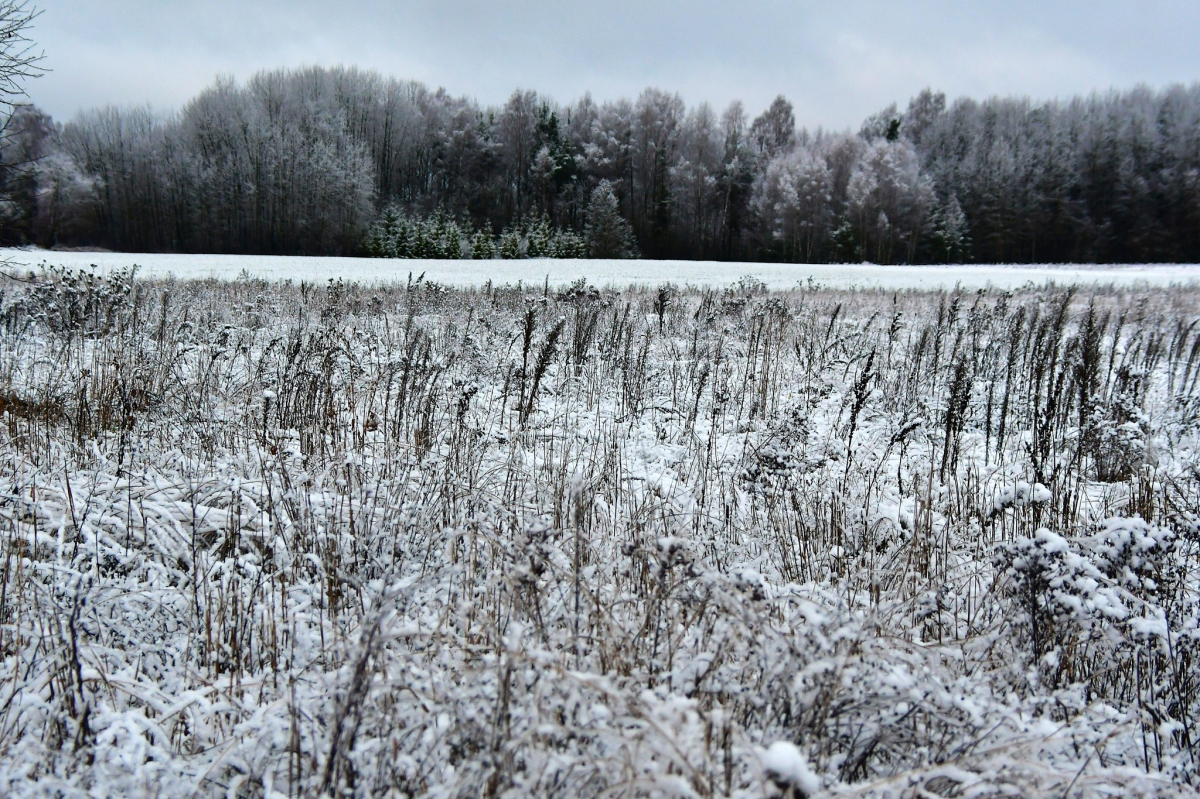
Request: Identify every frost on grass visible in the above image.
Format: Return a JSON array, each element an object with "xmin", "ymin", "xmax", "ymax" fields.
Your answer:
[{"xmin": 0, "ymin": 269, "xmax": 1197, "ymax": 797}]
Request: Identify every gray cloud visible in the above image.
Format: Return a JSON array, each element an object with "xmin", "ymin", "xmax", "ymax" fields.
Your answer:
[{"xmin": 26, "ymin": 0, "xmax": 1200, "ymax": 128}]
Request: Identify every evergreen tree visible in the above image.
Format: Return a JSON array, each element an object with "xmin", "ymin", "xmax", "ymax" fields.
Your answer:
[
  {"xmin": 524, "ymin": 215, "xmax": 555, "ymax": 258},
  {"xmin": 469, "ymin": 228, "xmax": 496, "ymax": 259},
  {"xmin": 554, "ymin": 228, "xmax": 587, "ymax": 258},
  {"xmin": 585, "ymin": 180, "xmax": 637, "ymax": 259},
  {"xmin": 498, "ymin": 227, "xmax": 522, "ymax": 259},
  {"xmin": 364, "ymin": 206, "xmax": 404, "ymax": 257},
  {"xmin": 928, "ymin": 194, "xmax": 971, "ymax": 263}
]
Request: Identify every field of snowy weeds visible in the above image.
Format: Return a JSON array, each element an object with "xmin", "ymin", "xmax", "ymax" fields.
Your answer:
[{"xmin": 0, "ymin": 266, "xmax": 1198, "ymax": 797}]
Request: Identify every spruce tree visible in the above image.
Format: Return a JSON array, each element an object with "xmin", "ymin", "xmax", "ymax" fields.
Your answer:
[
  {"xmin": 929, "ymin": 194, "xmax": 971, "ymax": 263},
  {"xmin": 585, "ymin": 181, "xmax": 637, "ymax": 259},
  {"xmin": 499, "ymin": 228, "xmax": 522, "ymax": 259},
  {"xmin": 470, "ymin": 228, "xmax": 497, "ymax": 259},
  {"xmin": 525, "ymin": 215, "xmax": 554, "ymax": 258}
]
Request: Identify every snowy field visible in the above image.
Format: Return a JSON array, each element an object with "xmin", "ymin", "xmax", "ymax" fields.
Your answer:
[
  {"xmin": 0, "ymin": 268, "xmax": 1198, "ymax": 796},
  {"xmin": 3, "ymin": 247, "xmax": 1199, "ymax": 290}
]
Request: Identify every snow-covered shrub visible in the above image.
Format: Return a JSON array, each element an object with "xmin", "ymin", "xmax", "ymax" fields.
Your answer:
[
  {"xmin": 995, "ymin": 527, "xmax": 1123, "ymax": 662},
  {"xmin": 990, "ymin": 480, "xmax": 1052, "ymax": 516},
  {"xmin": 1, "ymin": 263, "xmax": 138, "ymax": 336},
  {"xmin": 996, "ymin": 517, "xmax": 1199, "ymax": 776}
]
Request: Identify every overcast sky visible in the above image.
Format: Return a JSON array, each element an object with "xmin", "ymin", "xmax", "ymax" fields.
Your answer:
[{"xmin": 24, "ymin": 1, "xmax": 1200, "ymax": 128}]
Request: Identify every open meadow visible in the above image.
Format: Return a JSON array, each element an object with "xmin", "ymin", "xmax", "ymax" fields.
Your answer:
[
  {"xmin": 0, "ymin": 266, "xmax": 1198, "ymax": 797},
  {"xmin": 3, "ymin": 248, "xmax": 1198, "ymax": 292}
]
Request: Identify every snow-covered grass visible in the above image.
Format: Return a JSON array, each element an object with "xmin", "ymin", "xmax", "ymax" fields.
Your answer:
[
  {"xmin": 3, "ymin": 247, "xmax": 1199, "ymax": 290},
  {"xmin": 0, "ymin": 267, "xmax": 1197, "ymax": 797}
]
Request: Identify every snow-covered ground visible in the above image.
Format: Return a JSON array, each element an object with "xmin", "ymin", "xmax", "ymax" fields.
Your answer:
[
  {"xmin": 0, "ymin": 269, "xmax": 1197, "ymax": 796},
  {"xmin": 3, "ymin": 247, "xmax": 1198, "ymax": 289}
]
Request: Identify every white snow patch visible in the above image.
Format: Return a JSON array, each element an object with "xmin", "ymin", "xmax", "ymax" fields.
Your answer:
[{"xmin": 763, "ymin": 741, "xmax": 821, "ymax": 796}]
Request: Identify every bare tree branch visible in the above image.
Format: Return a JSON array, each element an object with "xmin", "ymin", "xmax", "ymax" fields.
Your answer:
[{"xmin": 0, "ymin": 1, "xmax": 42, "ymax": 107}]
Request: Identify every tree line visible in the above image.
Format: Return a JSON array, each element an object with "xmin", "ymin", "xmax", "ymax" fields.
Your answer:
[{"xmin": 2, "ymin": 65, "xmax": 1199, "ymax": 263}]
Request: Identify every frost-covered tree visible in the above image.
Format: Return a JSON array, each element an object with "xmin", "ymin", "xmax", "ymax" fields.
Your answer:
[
  {"xmin": 859, "ymin": 102, "xmax": 901, "ymax": 142},
  {"xmin": 0, "ymin": 103, "xmax": 51, "ymax": 243},
  {"xmin": 498, "ymin": 227, "xmax": 522, "ymax": 259},
  {"xmin": 630, "ymin": 88, "xmax": 684, "ymax": 256},
  {"xmin": 928, "ymin": 193, "xmax": 971, "ymax": 263},
  {"xmin": 469, "ymin": 228, "xmax": 496, "ymax": 259},
  {"xmin": 497, "ymin": 90, "xmax": 541, "ymax": 221},
  {"xmin": 670, "ymin": 102, "xmax": 724, "ymax": 258},
  {"xmin": 524, "ymin": 214, "xmax": 555, "ymax": 258},
  {"xmin": 846, "ymin": 138, "xmax": 934, "ymax": 263},
  {"xmin": 752, "ymin": 146, "xmax": 833, "ymax": 262},
  {"xmin": 9, "ymin": 63, "xmax": 1200, "ymax": 262},
  {"xmin": 750, "ymin": 95, "xmax": 796, "ymax": 160},
  {"xmin": 0, "ymin": 2, "xmax": 44, "ymax": 244},
  {"xmin": 901, "ymin": 88, "xmax": 946, "ymax": 146},
  {"xmin": 716, "ymin": 100, "xmax": 756, "ymax": 258},
  {"xmin": 585, "ymin": 180, "xmax": 637, "ymax": 258}
]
